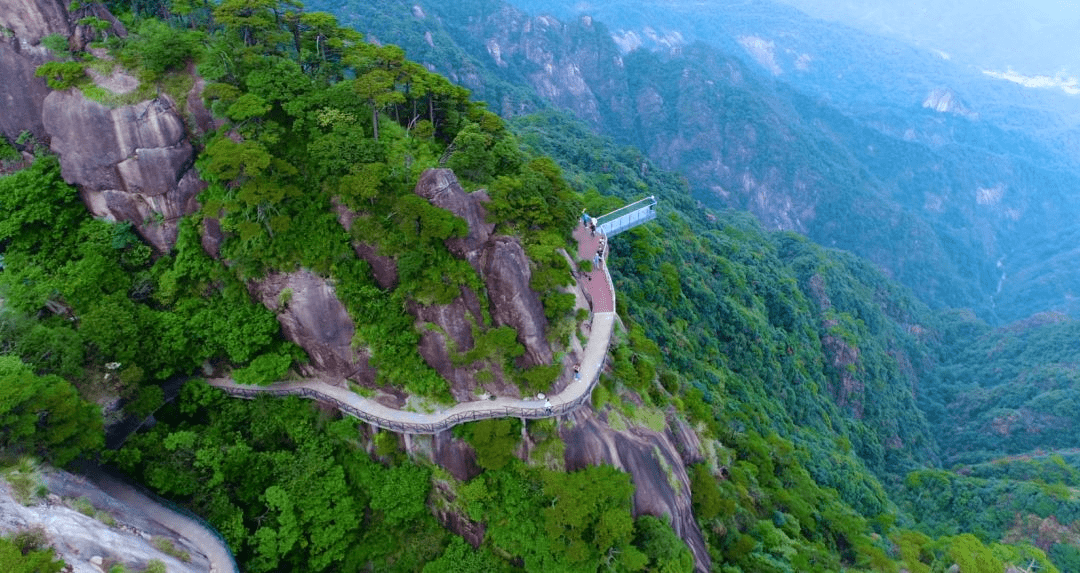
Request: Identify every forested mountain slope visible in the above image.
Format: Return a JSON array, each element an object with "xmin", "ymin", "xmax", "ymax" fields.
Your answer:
[
  {"xmin": 0, "ymin": 0, "xmax": 1078, "ymax": 571},
  {"xmin": 331, "ymin": 0, "xmax": 1080, "ymax": 325}
]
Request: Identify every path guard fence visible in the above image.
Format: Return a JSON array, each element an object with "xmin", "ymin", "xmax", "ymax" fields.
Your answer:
[
  {"xmin": 214, "ymin": 349, "xmax": 608, "ymax": 435},
  {"xmin": 595, "ymin": 196, "xmax": 657, "ymax": 238},
  {"xmin": 93, "ymin": 467, "xmax": 241, "ymax": 573}
]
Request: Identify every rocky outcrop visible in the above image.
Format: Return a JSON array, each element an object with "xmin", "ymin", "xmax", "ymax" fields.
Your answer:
[
  {"xmin": 561, "ymin": 408, "xmax": 710, "ymax": 572},
  {"xmin": 43, "ymin": 90, "xmax": 204, "ymax": 252},
  {"xmin": 480, "ymin": 236, "xmax": 553, "ymax": 367},
  {"xmin": 0, "ymin": 466, "xmax": 212, "ymax": 573},
  {"xmin": 0, "ymin": 0, "xmax": 69, "ymax": 144},
  {"xmin": 0, "ymin": 0, "xmax": 70, "ymax": 43},
  {"xmin": 466, "ymin": 10, "xmax": 633, "ymax": 132},
  {"xmin": 410, "ymin": 287, "xmax": 523, "ymax": 401},
  {"xmin": 414, "ymin": 168, "xmax": 553, "ymax": 369},
  {"xmin": 2, "ymin": 0, "xmax": 201, "ymax": 252},
  {"xmin": 414, "ymin": 168, "xmax": 495, "ymax": 265},
  {"xmin": 249, "ymin": 270, "xmax": 376, "ymax": 383},
  {"xmin": 922, "ymin": 87, "xmax": 978, "ymax": 119}
]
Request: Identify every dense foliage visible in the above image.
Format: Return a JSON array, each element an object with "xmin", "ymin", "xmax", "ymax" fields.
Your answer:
[
  {"xmin": 0, "ymin": 531, "xmax": 65, "ymax": 573},
  {"xmin": 110, "ymin": 382, "xmax": 694, "ymax": 572},
  {"xmin": 4, "ymin": 0, "xmax": 1080, "ymax": 571},
  {"xmin": 511, "ymin": 109, "xmax": 1073, "ymax": 571}
]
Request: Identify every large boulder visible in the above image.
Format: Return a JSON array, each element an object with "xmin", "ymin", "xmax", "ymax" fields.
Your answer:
[
  {"xmin": 43, "ymin": 90, "xmax": 204, "ymax": 252},
  {"xmin": 249, "ymin": 270, "xmax": 376, "ymax": 383},
  {"xmin": 480, "ymin": 236, "xmax": 553, "ymax": 367},
  {"xmin": 0, "ymin": 0, "xmax": 67, "ymax": 144},
  {"xmin": 414, "ymin": 168, "xmax": 494, "ymax": 263},
  {"xmin": 561, "ymin": 408, "xmax": 710, "ymax": 572},
  {"xmin": 1, "ymin": 0, "xmax": 198, "ymax": 252},
  {"xmin": 413, "ymin": 168, "xmax": 553, "ymax": 368},
  {"xmin": 0, "ymin": 0, "xmax": 70, "ymax": 44}
]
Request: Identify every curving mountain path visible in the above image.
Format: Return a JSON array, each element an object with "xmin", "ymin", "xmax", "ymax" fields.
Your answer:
[
  {"xmin": 208, "ymin": 222, "xmax": 616, "ymax": 434},
  {"xmin": 81, "ymin": 467, "xmax": 239, "ymax": 573}
]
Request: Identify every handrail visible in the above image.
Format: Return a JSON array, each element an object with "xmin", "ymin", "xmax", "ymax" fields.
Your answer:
[
  {"xmin": 595, "ymin": 196, "xmax": 656, "ymax": 225},
  {"xmin": 212, "ymin": 346, "xmax": 609, "ymax": 435}
]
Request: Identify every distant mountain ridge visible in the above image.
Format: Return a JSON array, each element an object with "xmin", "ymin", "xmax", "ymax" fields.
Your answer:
[{"xmin": 324, "ymin": 0, "xmax": 1080, "ymax": 324}]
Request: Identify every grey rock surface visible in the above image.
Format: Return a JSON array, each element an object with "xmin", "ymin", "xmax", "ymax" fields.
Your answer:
[
  {"xmin": 44, "ymin": 90, "xmax": 204, "ymax": 252},
  {"xmin": 0, "ymin": 466, "xmax": 216, "ymax": 573},
  {"xmin": 249, "ymin": 269, "xmax": 375, "ymax": 383},
  {"xmin": 0, "ymin": 0, "xmax": 70, "ymax": 44},
  {"xmin": 2, "ymin": 0, "xmax": 202, "ymax": 252},
  {"xmin": 413, "ymin": 168, "xmax": 553, "ymax": 368},
  {"xmin": 562, "ymin": 408, "xmax": 710, "ymax": 572},
  {"xmin": 481, "ymin": 235, "xmax": 553, "ymax": 367}
]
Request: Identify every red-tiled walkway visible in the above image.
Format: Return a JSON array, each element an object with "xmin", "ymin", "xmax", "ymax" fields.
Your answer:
[{"xmin": 574, "ymin": 221, "xmax": 615, "ymax": 313}]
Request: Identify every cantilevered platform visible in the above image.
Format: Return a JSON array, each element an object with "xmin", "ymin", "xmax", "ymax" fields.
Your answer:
[{"xmin": 594, "ymin": 195, "xmax": 657, "ymax": 237}]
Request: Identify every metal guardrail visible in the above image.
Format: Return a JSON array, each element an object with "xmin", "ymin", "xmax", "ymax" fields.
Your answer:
[{"xmin": 214, "ymin": 352, "xmax": 607, "ymax": 435}]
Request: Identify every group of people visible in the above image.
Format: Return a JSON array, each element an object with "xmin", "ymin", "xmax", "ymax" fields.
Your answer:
[{"xmin": 583, "ymin": 209, "xmax": 607, "ymax": 267}]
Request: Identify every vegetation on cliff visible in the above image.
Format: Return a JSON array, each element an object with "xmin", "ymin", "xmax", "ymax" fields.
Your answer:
[{"xmin": 2, "ymin": 0, "xmax": 1079, "ymax": 571}]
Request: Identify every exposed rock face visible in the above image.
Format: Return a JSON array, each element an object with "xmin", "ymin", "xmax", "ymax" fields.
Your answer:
[
  {"xmin": 350, "ymin": 241, "xmax": 398, "ymax": 290},
  {"xmin": 481, "ymin": 236, "xmax": 553, "ymax": 367},
  {"xmin": 410, "ymin": 287, "xmax": 523, "ymax": 400},
  {"xmin": 2, "ymin": 0, "xmax": 201, "ymax": 253},
  {"xmin": 465, "ymin": 10, "xmax": 632, "ymax": 132},
  {"xmin": 561, "ymin": 408, "xmax": 710, "ymax": 572},
  {"xmin": 43, "ymin": 90, "xmax": 204, "ymax": 252},
  {"xmin": 430, "ymin": 430, "xmax": 482, "ymax": 482},
  {"xmin": 414, "ymin": 168, "xmax": 553, "ymax": 369},
  {"xmin": 0, "ymin": 0, "xmax": 68, "ymax": 144},
  {"xmin": 1, "ymin": 467, "xmax": 210, "ymax": 573},
  {"xmin": 0, "ymin": 0, "xmax": 69, "ymax": 44},
  {"xmin": 414, "ymin": 168, "xmax": 494, "ymax": 265},
  {"xmin": 922, "ymin": 87, "xmax": 978, "ymax": 119},
  {"xmin": 249, "ymin": 270, "xmax": 375, "ymax": 383},
  {"xmin": 332, "ymin": 200, "xmax": 400, "ymax": 289}
]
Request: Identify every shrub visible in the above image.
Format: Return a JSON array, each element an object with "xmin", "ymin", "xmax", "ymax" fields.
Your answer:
[
  {"xmin": 232, "ymin": 351, "xmax": 292, "ymax": 386},
  {"xmin": 121, "ymin": 20, "xmax": 201, "ymax": 79},
  {"xmin": 34, "ymin": 62, "xmax": 86, "ymax": 90}
]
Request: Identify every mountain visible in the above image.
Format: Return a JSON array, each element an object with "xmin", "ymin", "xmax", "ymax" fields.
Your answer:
[
  {"xmin": 2, "ymin": 0, "xmax": 1080, "ymax": 571},
  {"xmin": 324, "ymin": 0, "xmax": 1080, "ymax": 327},
  {"xmin": 771, "ymin": 0, "xmax": 1080, "ymax": 81}
]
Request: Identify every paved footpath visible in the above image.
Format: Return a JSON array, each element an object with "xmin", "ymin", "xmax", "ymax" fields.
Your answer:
[
  {"xmin": 208, "ymin": 222, "xmax": 617, "ymax": 434},
  {"xmin": 83, "ymin": 468, "xmax": 238, "ymax": 573}
]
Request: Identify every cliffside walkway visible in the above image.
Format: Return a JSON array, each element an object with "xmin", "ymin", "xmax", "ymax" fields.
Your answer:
[
  {"xmin": 209, "ymin": 202, "xmax": 650, "ymax": 434},
  {"xmin": 82, "ymin": 467, "xmax": 239, "ymax": 573}
]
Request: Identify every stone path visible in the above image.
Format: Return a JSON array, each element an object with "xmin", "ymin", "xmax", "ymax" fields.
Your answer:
[
  {"xmin": 82, "ymin": 468, "xmax": 238, "ymax": 573},
  {"xmin": 208, "ymin": 221, "xmax": 617, "ymax": 434}
]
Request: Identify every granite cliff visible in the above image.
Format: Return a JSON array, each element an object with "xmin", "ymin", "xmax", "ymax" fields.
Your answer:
[
  {"xmin": 1, "ymin": 0, "xmax": 205, "ymax": 252},
  {"xmin": 0, "ymin": 464, "xmax": 223, "ymax": 573}
]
